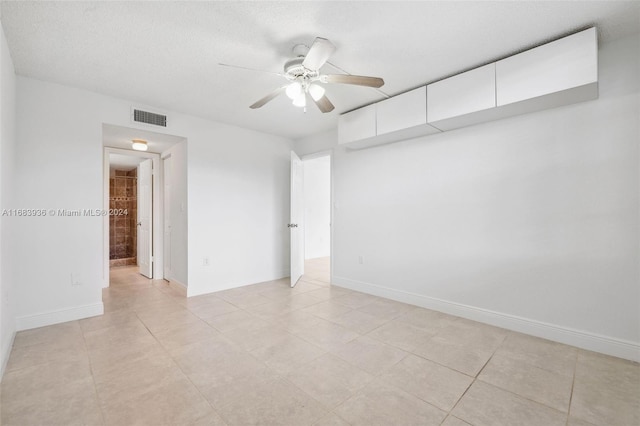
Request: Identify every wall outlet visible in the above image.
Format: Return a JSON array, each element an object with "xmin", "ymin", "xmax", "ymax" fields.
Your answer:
[
  {"xmin": 203, "ymin": 257, "xmax": 210, "ymax": 266},
  {"xmin": 358, "ymin": 255, "xmax": 364, "ymax": 265}
]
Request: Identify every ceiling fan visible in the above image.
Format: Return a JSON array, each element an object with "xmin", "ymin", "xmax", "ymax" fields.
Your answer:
[{"xmin": 220, "ymin": 37, "xmax": 384, "ymax": 113}]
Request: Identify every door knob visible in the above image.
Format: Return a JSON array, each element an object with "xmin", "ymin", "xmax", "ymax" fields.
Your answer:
[{"xmin": 287, "ymin": 224, "xmax": 298, "ymax": 228}]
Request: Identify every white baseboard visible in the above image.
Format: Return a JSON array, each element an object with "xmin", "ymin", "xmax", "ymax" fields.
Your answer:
[
  {"xmin": 188, "ymin": 269, "xmax": 290, "ymax": 297},
  {"xmin": 332, "ymin": 275, "xmax": 640, "ymax": 362},
  {"xmin": 168, "ymin": 279, "xmax": 187, "ymax": 296},
  {"xmin": 16, "ymin": 302, "xmax": 104, "ymax": 331}
]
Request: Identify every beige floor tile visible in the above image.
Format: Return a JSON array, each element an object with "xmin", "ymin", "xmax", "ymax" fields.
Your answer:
[
  {"xmin": 302, "ymin": 300, "xmax": 353, "ymax": 320},
  {"xmin": 356, "ymin": 298, "xmax": 414, "ymax": 321},
  {"xmin": 290, "ymin": 317, "xmax": 361, "ymax": 351},
  {"xmin": 93, "ymin": 360, "xmax": 185, "ymax": 403},
  {"xmin": 3, "ymin": 263, "xmax": 637, "ymax": 426},
  {"xmin": 570, "ymin": 350, "xmax": 640, "ymax": 426},
  {"xmin": 1, "ymin": 376, "xmax": 104, "ymax": 426},
  {"xmin": 5, "ymin": 336, "xmax": 87, "ymax": 372},
  {"xmin": 79, "ymin": 309, "xmax": 140, "ymax": 333},
  {"xmin": 495, "ymin": 332, "xmax": 578, "ymax": 376},
  {"xmin": 216, "ymin": 377, "xmax": 328, "ymax": 425},
  {"xmin": 332, "ymin": 291, "xmax": 381, "ymax": 309},
  {"xmin": 441, "ymin": 415, "xmax": 473, "ymax": 426},
  {"xmin": 286, "ymin": 353, "xmax": 374, "ymax": 409},
  {"xmin": 204, "ymin": 309, "xmax": 271, "ymax": 332},
  {"xmin": 99, "ymin": 368, "xmax": 214, "ymax": 426},
  {"xmin": 334, "ymin": 379, "xmax": 447, "ymax": 426},
  {"xmin": 380, "ymin": 354, "xmax": 473, "ymax": 411},
  {"xmin": 366, "ymin": 319, "xmax": 435, "ymax": 352},
  {"xmin": 216, "ymin": 290, "xmax": 273, "ymax": 308},
  {"xmin": 137, "ymin": 305, "xmax": 205, "ymax": 333},
  {"xmin": 452, "ymin": 381, "xmax": 567, "ymax": 426},
  {"xmin": 313, "ymin": 412, "xmax": 351, "ymax": 426},
  {"xmin": 197, "ymin": 367, "xmax": 282, "ymax": 410},
  {"xmin": 478, "ymin": 352, "xmax": 573, "ymax": 412},
  {"xmin": 257, "ymin": 285, "xmax": 299, "ymax": 300},
  {"xmin": 190, "ymin": 411, "xmax": 229, "ymax": 426},
  {"xmin": 291, "ymin": 280, "xmax": 326, "ymax": 293},
  {"xmin": 243, "ymin": 299, "xmax": 295, "ymax": 319},
  {"xmin": 83, "ymin": 321, "xmax": 157, "ymax": 351},
  {"xmin": 222, "ymin": 322, "xmax": 291, "ymax": 351},
  {"xmin": 414, "ymin": 320, "xmax": 507, "ymax": 376},
  {"xmin": 12, "ymin": 320, "xmax": 83, "ymax": 348},
  {"xmin": 250, "ymin": 333, "xmax": 326, "ymax": 374},
  {"xmin": 329, "ymin": 309, "xmax": 390, "ymax": 334},
  {"xmin": 173, "ymin": 337, "xmax": 269, "ymax": 389},
  {"xmin": 153, "ymin": 320, "xmax": 220, "ymax": 353},
  {"xmin": 88, "ymin": 340, "xmax": 170, "ymax": 378},
  {"xmin": 395, "ymin": 307, "xmax": 458, "ymax": 333},
  {"xmin": 567, "ymin": 417, "xmax": 598, "ymax": 426},
  {"xmin": 286, "ymin": 292, "xmax": 326, "ymax": 309},
  {"xmin": 305, "ymin": 286, "xmax": 351, "ymax": 301},
  {"xmin": 331, "ymin": 335, "xmax": 408, "ymax": 375},
  {"xmin": 1, "ymin": 360, "xmax": 102, "ymax": 426}
]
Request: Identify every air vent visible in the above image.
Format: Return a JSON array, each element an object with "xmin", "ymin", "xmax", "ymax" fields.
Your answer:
[{"xmin": 133, "ymin": 109, "xmax": 167, "ymax": 127}]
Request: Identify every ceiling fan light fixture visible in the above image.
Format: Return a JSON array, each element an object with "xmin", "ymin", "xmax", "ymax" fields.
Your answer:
[
  {"xmin": 292, "ymin": 92, "xmax": 306, "ymax": 108},
  {"xmin": 285, "ymin": 81, "xmax": 303, "ymax": 100},
  {"xmin": 132, "ymin": 139, "xmax": 148, "ymax": 151},
  {"xmin": 308, "ymin": 84, "xmax": 325, "ymax": 101}
]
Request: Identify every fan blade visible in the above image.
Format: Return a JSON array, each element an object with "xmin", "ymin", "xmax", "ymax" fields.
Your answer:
[
  {"xmin": 302, "ymin": 37, "xmax": 336, "ymax": 70},
  {"xmin": 219, "ymin": 63, "xmax": 284, "ymax": 77},
  {"xmin": 322, "ymin": 74, "xmax": 384, "ymax": 88},
  {"xmin": 250, "ymin": 86, "xmax": 287, "ymax": 109},
  {"xmin": 312, "ymin": 95, "xmax": 335, "ymax": 113}
]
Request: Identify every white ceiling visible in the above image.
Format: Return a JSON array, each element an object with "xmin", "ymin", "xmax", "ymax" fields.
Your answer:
[
  {"xmin": 109, "ymin": 153, "xmax": 143, "ymax": 172},
  {"xmin": 2, "ymin": 1, "xmax": 639, "ymax": 140}
]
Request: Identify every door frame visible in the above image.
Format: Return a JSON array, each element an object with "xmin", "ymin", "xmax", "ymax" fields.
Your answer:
[
  {"xmin": 161, "ymin": 153, "xmax": 172, "ymax": 281},
  {"xmin": 103, "ymin": 147, "xmax": 164, "ymax": 287},
  {"xmin": 300, "ymin": 150, "xmax": 333, "ymax": 283}
]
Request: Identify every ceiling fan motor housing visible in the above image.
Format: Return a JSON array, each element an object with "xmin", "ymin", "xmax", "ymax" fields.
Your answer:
[{"xmin": 284, "ymin": 57, "xmax": 318, "ymax": 80}]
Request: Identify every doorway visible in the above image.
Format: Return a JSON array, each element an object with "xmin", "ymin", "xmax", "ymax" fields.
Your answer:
[
  {"xmin": 108, "ymin": 155, "xmax": 143, "ymax": 268},
  {"xmin": 102, "ymin": 124, "xmax": 188, "ymax": 289},
  {"xmin": 302, "ymin": 153, "xmax": 331, "ymax": 284}
]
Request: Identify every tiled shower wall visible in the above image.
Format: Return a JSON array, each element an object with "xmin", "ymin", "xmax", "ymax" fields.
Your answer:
[{"xmin": 109, "ymin": 169, "xmax": 137, "ymax": 266}]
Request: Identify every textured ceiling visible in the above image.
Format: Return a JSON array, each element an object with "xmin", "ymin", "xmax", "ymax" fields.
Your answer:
[{"xmin": 2, "ymin": 1, "xmax": 639, "ymax": 140}]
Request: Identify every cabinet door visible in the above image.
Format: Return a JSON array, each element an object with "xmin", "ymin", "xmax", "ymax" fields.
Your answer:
[
  {"xmin": 427, "ymin": 63, "xmax": 496, "ymax": 128},
  {"xmin": 376, "ymin": 86, "xmax": 427, "ymax": 136},
  {"xmin": 338, "ymin": 103, "xmax": 377, "ymax": 144},
  {"xmin": 496, "ymin": 27, "xmax": 597, "ymax": 106}
]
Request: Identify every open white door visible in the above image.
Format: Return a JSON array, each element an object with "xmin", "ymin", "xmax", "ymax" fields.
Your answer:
[
  {"xmin": 290, "ymin": 151, "xmax": 304, "ymax": 287},
  {"xmin": 137, "ymin": 158, "xmax": 153, "ymax": 278},
  {"xmin": 163, "ymin": 156, "xmax": 172, "ymax": 281}
]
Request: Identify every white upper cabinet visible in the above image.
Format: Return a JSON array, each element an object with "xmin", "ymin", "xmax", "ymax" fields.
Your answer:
[
  {"xmin": 337, "ymin": 28, "xmax": 598, "ymax": 150},
  {"xmin": 427, "ymin": 64, "xmax": 496, "ymax": 130},
  {"xmin": 496, "ymin": 27, "xmax": 597, "ymax": 106},
  {"xmin": 377, "ymin": 87, "xmax": 427, "ymax": 135},
  {"xmin": 338, "ymin": 103, "xmax": 376, "ymax": 145}
]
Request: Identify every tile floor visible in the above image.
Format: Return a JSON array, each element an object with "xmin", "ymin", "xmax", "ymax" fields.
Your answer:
[{"xmin": 1, "ymin": 257, "xmax": 638, "ymax": 425}]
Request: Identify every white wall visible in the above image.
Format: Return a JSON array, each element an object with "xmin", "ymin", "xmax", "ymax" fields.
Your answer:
[
  {"xmin": 295, "ymin": 34, "xmax": 640, "ymax": 361},
  {"xmin": 0, "ymin": 17, "xmax": 16, "ymax": 377},
  {"xmin": 162, "ymin": 141, "xmax": 188, "ymax": 288},
  {"xmin": 303, "ymin": 155, "xmax": 331, "ymax": 259},
  {"xmin": 14, "ymin": 76, "xmax": 292, "ymax": 328},
  {"xmin": 186, "ymin": 119, "xmax": 291, "ymax": 296}
]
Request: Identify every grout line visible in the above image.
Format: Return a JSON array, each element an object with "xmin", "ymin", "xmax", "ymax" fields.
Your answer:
[
  {"xmin": 80, "ymin": 317, "xmax": 110, "ymax": 425},
  {"xmin": 565, "ymin": 349, "xmax": 580, "ymax": 425}
]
